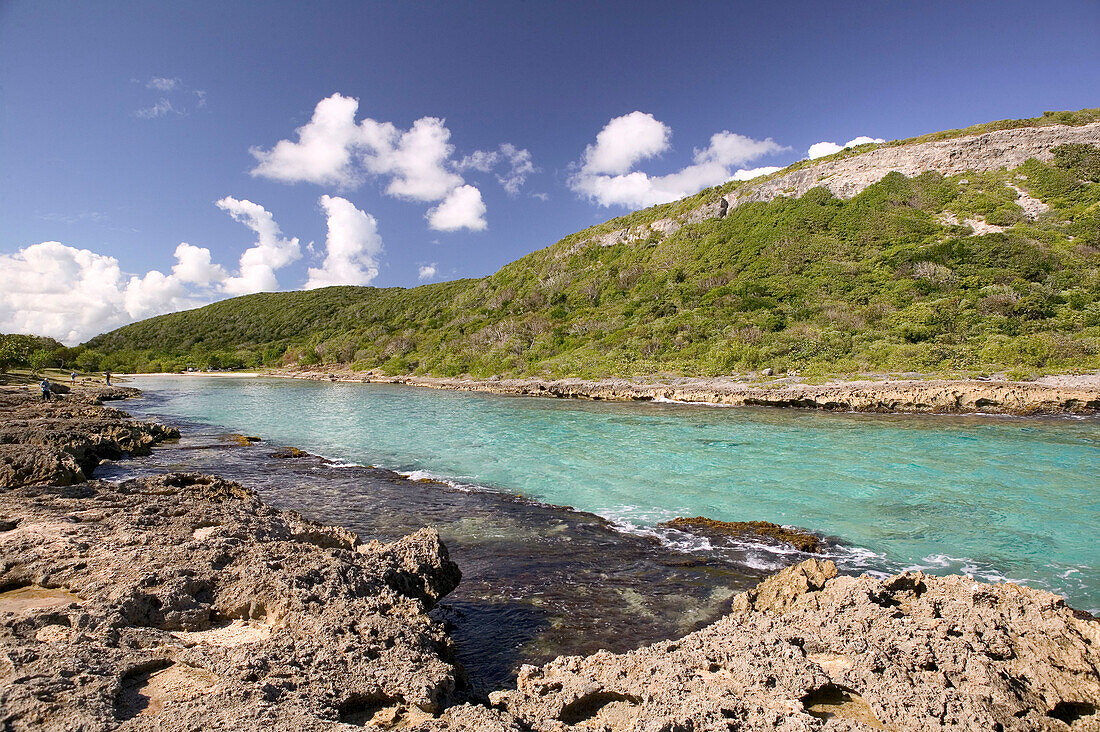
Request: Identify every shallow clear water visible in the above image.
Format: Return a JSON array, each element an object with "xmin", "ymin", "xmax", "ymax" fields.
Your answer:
[{"xmin": 124, "ymin": 376, "xmax": 1099, "ymax": 613}]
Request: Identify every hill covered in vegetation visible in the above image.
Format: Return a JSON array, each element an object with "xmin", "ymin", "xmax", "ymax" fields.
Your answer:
[{"xmin": 81, "ymin": 114, "xmax": 1100, "ymax": 380}]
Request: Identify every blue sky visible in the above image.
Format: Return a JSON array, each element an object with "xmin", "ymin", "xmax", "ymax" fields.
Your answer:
[{"xmin": 1, "ymin": 0, "xmax": 1098, "ymax": 343}]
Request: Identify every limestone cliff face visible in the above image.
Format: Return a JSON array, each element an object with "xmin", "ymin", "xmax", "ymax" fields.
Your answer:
[
  {"xmin": 618, "ymin": 121, "xmax": 1100, "ymax": 234},
  {"xmin": 722, "ymin": 121, "xmax": 1100, "ymax": 210}
]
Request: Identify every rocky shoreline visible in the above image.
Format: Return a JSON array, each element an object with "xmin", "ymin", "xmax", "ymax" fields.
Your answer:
[
  {"xmin": 3, "ymin": 385, "xmax": 1099, "ymax": 730},
  {"xmin": 273, "ymin": 369, "xmax": 1100, "ymax": 415}
]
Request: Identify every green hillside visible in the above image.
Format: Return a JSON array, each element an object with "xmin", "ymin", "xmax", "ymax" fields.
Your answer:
[{"xmin": 82, "ymin": 131, "xmax": 1100, "ymax": 380}]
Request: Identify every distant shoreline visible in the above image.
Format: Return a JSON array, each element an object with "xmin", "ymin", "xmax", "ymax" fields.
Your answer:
[{"xmin": 237, "ymin": 368, "xmax": 1100, "ymax": 415}]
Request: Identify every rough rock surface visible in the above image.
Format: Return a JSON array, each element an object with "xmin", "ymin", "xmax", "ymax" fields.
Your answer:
[
  {"xmin": 0, "ymin": 386, "xmax": 180, "ymax": 485},
  {"xmin": 0, "ymin": 473, "xmax": 462, "ymax": 731},
  {"xmin": 660, "ymin": 517, "xmax": 823, "ymax": 553},
  {"xmin": 3, "ymin": 385, "xmax": 1099, "ymax": 730},
  {"xmin": 487, "ymin": 560, "xmax": 1100, "ymax": 731},
  {"xmin": 281, "ymin": 371, "xmax": 1100, "ymax": 415},
  {"xmin": 722, "ymin": 122, "xmax": 1100, "ymax": 210}
]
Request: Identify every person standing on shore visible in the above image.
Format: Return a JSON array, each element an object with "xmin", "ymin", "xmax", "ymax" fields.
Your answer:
[
  {"xmin": 104, "ymin": 371, "xmax": 111, "ymax": 386},
  {"xmin": 70, "ymin": 371, "xmax": 76, "ymax": 383},
  {"xmin": 40, "ymin": 378, "xmax": 51, "ymax": 401}
]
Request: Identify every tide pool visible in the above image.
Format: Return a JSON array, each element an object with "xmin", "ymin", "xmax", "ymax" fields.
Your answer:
[{"xmin": 125, "ymin": 376, "xmax": 1100, "ymax": 612}]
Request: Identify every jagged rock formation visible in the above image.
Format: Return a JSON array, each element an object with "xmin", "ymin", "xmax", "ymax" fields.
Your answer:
[
  {"xmin": 0, "ymin": 473, "xmax": 462, "ymax": 731},
  {"xmin": 286, "ymin": 371, "xmax": 1100, "ymax": 415},
  {"xmin": 3, "ymin": 387, "xmax": 1099, "ymax": 730},
  {"xmin": 483, "ymin": 560, "xmax": 1100, "ymax": 731},
  {"xmin": 0, "ymin": 386, "xmax": 179, "ymax": 487}
]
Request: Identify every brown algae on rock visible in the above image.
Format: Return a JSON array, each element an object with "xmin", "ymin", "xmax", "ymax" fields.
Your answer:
[
  {"xmin": 660, "ymin": 516, "xmax": 823, "ymax": 553},
  {"xmin": 223, "ymin": 433, "xmax": 262, "ymax": 446}
]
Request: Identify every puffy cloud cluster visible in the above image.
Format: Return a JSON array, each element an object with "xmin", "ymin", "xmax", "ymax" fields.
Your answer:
[
  {"xmin": 806, "ymin": 135, "xmax": 885, "ymax": 160},
  {"xmin": 570, "ymin": 112, "xmax": 789, "ymax": 208},
  {"xmin": 426, "ymin": 185, "xmax": 487, "ymax": 231},
  {"xmin": 305, "ymin": 195, "xmax": 383, "ymax": 289},
  {"xmin": 456, "ymin": 143, "xmax": 537, "ymax": 196},
  {"xmin": 250, "ymin": 94, "xmax": 527, "ymax": 231},
  {"xmin": 215, "ymin": 196, "xmax": 301, "ymax": 295},
  {"xmin": 417, "ymin": 264, "xmax": 437, "ymax": 281},
  {"xmin": 0, "ymin": 242, "xmax": 209, "ymax": 344},
  {"xmin": 0, "ymin": 195, "xmax": 384, "ymax": 344}
]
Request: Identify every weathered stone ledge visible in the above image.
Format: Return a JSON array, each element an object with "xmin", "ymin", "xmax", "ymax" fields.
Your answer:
[
  {"xmin": 0, "ymin": 385, "xmax": 181, "ymax": 488},
  {"xmin": 273, "ymin": 370, "xmax": 1100, "ymax": 415}
]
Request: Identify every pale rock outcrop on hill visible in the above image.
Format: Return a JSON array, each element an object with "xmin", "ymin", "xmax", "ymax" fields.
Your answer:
[
  {"xmin": 722, "ymin": 122, "xmax": 1100, "ymax": 210},
  {"xmin": 637, "ymin": 121, "xmax": 1100, "ymax": 231}
]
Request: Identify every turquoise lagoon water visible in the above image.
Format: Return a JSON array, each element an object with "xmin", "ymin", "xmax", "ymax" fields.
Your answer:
[{"xmin": 126, "ymin": 376, "xmax": 1099, "ymax": 612}]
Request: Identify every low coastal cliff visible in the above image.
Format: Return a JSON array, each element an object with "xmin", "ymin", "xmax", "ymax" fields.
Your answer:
[
  {"xmin": 2, "ymin": 387, "xmax": 1099, "ymax": 730},
  {"xmin": 277, "ymin": 370, "xmax": 1100, "ymax": 415}
]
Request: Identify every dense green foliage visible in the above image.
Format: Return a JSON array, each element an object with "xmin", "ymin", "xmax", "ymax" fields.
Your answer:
[
  {"xmin": 83, "ymin": 144, "xmax": 1100, "ymax": 379},
  {"xmin": 0, "ymin": 334, "xmax": 69, "ymax": 373}
]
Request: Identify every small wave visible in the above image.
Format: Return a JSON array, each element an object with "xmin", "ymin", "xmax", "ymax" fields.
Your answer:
[
  {"xmin": 652, "ymin": 396, "xmax": 734, "ymax": 407},
  {"xmin": 903, "ymin": 553, "xmax": 1028, "ymax": 586},
  {"xmin": 398, "ymin": 469, "xmax": 484, "ymax": 493}
]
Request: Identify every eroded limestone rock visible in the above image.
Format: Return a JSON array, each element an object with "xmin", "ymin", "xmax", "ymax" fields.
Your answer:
[
  {"xmin": 489, "ymin": 558, "xmax": 1100, "ymax": 731},
  {"xmin": 0, "ymin": 473, "xmax": 462, "ymax": 731}
]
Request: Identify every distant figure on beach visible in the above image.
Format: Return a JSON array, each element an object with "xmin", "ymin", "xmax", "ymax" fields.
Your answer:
[
  {"xmin": 104, "ymin": 371, "xmax": 111, "ymax": 386},
  {"xmin": 70, "ymin": 371, "xmax": 76, "ymax": 383},
  {"xmin": 40, "ymin": 378, "xmax": 51, "ymax": 401}
]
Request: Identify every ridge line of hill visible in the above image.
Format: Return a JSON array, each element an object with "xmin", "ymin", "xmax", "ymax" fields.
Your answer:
[{"xmin": 18, "ymin": 107, "xmax": 1100, "ymax": 384}]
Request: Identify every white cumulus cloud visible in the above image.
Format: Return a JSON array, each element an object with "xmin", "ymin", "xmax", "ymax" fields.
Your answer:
[
  {"xmin": 250, "ymin": 93, "xmax": 514, "ymax": 230},
  {"xmin": 171, "ymin": 243, "xmax": 227, "ymax": 286},
  {"xmin": 730, "ymin": 165, "xmax": 782, "ymax": 181},
  {"xmin": 427, "ymin": 185, "xmax": 487, "ymax": 231},
  {"xmin": 581, "ymin": 111, "xmax": 671, "ymax": 175},
  {"xmin": 571, "ymin": 114, "xmax": 790, "ymax": 208},
  {"xmin": 0, "ymin": 242, "xmax": 208, "ymax": 344},
  {"xmin": 305, "ymin": 196, "xmax": 383, "ymax": 289},
  {"xmin": 216, "ymin": 196, "xmax": 301, "ymax": 295},
  {"xmin": 249, "ymin": 94, "xmax": 363, "ymax": 187},
  {"xmin": 807, "ymin": 135, "xmax": 885, "ymax": 160},
  {"xmin": 418, "ymin": 264, "xmax": 437, "ymax": 281},
  {"xmin": 0, "ymin": 196, "xmax": 395, "ymax": 343}
]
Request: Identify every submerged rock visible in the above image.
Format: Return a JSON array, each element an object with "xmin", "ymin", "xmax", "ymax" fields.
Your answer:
[
  {"xmin": 224, "ymin": 433, "xmax": 262, "ymax": 446},
  {"xmin": 661, "ymin": 516, "xmax": 824, "ymax": 553},
  {"xmin": 269, "ymin": 446, "xmax": 309, "ymax": 459}
]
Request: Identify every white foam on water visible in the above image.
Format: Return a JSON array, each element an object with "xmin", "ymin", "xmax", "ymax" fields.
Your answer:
[
  {"xmin": 652, "ymin": 396, "xmax": 734, "ymax": 407},
  {"xmin": 398, "ymin": 469, "xmax": 485, "ymax": 494}
]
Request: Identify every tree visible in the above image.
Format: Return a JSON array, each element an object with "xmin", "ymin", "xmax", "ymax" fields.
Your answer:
[
  {"xmin": 0, "ymin": 338, "xmax": 27, "ymax": 373},
  {"xmin": 28, "ymin": 349, "xmax": 54, "ymax": 374},
  {"xmin": 76, "ymin": 350, "xmax": 102, "ymax": 373}
]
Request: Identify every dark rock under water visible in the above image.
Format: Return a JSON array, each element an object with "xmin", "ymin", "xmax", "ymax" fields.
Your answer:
[{"xmin": 98, "ymin": 419, "xmax": 786, "ymax": 693}]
